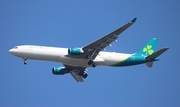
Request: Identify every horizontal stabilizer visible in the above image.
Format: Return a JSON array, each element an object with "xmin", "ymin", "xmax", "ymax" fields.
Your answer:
[
  {"xmin": 145, "ymin": 48, "xmax": 169, "ymax": 60},
  {"xmin": 145, "ymin": 48, "xmax": 169, "ymax": 68}
]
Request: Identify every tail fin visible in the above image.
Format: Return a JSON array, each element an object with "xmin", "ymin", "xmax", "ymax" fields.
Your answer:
[
  {"xmin": 145, "ymin": 48, "xmax": 169, "ymax": 68},
  {"xmin": 136, "ymin": 38, "xmax": 159, "ymax": 56},
  {"xmin": 135, "ymin": 38, "xmax": 169, "ymax": 68}
]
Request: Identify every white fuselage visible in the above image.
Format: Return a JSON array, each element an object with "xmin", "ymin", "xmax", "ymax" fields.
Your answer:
[{"xmin": 9, "ymin": 45, "xmax": 132, "ymax": 67}]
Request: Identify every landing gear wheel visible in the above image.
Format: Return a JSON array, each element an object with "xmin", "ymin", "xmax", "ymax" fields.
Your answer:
[
  {"xmin": 79, "ymin": 71, "xmax": 84, "ymax": 76},
  {"xmin": 83, "ymin": 73, "xmax": 88, "ymax": 78},
  {"xmin": 23, "ymin": 57, "xmax": 27, "ymax": 65},
  {"xmin": 88, "ymin": 60, "xmax": 93, "ymax": 65},
  {"xmin": 92, "ymin": 62, "xmax": 97, "ymax": 68},
  {"xmin": 24, "ymin": 61, "xmax": 28, "ymax": 65}
]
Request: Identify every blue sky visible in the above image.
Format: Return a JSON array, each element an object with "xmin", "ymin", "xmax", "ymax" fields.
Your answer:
[{"xmin": 1, "ymin": 0, "xmax": 180, "ymax": 107}]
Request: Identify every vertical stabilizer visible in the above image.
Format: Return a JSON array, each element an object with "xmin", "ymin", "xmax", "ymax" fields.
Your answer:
[{"xmin": 135, "ymin": 38, "xmax": 159, "ymax": 56}]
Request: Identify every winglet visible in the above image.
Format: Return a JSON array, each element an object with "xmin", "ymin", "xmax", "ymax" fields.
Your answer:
[{"xmin": 131, "ymin": 18, "xmax": 137, "ymax": 23}]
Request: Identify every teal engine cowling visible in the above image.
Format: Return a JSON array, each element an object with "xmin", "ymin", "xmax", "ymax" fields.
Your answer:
[
  {"xmin": 68, "ymin": 48, "xmax": 84, "ymax": 55},
  {"xmin": 52, "ymin": 67, "xmax": 67, "ymax": 75}
]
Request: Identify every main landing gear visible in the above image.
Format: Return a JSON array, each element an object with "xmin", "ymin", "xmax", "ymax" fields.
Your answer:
[
  {"xmin": 23, "ymin": 58, "xmax": 28, "ymax": 65},
  {"xmin": 87, "ymin": 55, "xmax": 97, "ymax": 68},
  {"xmin": 88, "ymin": 59, "xmax": 97, "ymax": 68},
  {"xmin": 79, "ymin": 71, "xmax": 88, "ymax": 78}
]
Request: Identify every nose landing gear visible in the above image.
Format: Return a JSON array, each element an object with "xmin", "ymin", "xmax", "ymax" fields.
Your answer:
[{"xmin": 23, "ymin": 58, "xmax": 28, "ymax": 65}]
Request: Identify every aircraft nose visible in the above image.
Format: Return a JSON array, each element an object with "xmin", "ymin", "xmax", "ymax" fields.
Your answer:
[{"xmin": 9, "ymin": 49, "xmax": 14, "ymax": 54}]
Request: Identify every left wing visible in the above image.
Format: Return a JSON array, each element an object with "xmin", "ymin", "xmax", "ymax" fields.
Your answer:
[
  {"xmin": 70, "ymin": 71, "xmax": 84, "ymax": 82},
  {"xmin": 64, "ymin": 65, "xmax": 86, "ymax": 82},
  {"xmin": 82, "ymin": 18, "xmax": 137, "ymax": 59}
]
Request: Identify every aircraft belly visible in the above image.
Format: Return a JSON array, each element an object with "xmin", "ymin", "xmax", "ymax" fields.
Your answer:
[
  {"xmin": 58, "ymin": 55, "xmax": 105, "ymax": 67},
  {"xmin": 57, "ymin": 54, "xmax": 132, "ymax": 67},
  {"xmin": 58, "ymin": 56, "xmax": 89, "ymax": 67},
  {"xmin": 100, "ymin": 53, "xmax": 132, "ymax": 66}
]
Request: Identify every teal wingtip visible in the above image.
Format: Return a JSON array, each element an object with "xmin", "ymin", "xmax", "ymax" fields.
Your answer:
[{"xmin": 131, "ymin": 17, "xmax": 137, "ymax": 23}]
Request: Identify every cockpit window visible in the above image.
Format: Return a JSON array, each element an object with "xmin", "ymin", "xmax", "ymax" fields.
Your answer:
[{"xmin": 13, "ymin": 47, "xmax": 18, "ymax": 49}]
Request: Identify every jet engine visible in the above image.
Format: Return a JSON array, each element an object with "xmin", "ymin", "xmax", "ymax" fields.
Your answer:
[
  {"xmin": 52, "ymin": 67, "xmax": 68, "ymax": 75},
  {"xmin": 68, "ymin": 48, "xmax": 84, "ymax": 55}
]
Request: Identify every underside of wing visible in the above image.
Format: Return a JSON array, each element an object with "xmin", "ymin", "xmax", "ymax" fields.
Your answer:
[
  {"xmin": 64, "ymin": 65, "xmax": 86, "ymax": 82},
  {"xmin": 70, "ymin": 70, "xmax": 84, "ymax": 82}
]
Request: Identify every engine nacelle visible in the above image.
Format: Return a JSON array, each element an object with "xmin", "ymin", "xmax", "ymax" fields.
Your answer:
[
  {"xmin": 68, "ymin": 48, "xmax": 84, "ymax": 55},
  {"xmin": 52, "ymin": 67, "xmax": 67, "ymax": 75}
]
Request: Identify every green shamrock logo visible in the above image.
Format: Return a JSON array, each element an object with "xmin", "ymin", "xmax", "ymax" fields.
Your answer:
[{"xmin": 143, "ymin": 45, "xmax": 154, "ymax": 55}]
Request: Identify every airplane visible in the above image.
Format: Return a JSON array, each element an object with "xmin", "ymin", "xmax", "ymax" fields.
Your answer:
[{"xmin": 9, "ymin": 18, "xmax": 169, "ymax": 82}]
